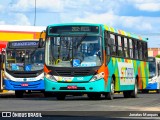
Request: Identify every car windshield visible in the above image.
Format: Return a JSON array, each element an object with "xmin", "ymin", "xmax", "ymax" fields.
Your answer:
[
  {"xmin": 149, "ymin": 61, "xmax": 156, "ymax": 78},
  {"xmin": 6, "ymin": 48, "xmax": 44, "ymax": 71},
  {"xmin": 45, "ymin": 36, "xmax": 102, "ymax": 67}
]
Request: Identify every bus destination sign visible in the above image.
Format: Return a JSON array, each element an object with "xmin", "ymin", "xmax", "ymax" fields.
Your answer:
[
  {"xmin": 49, "ymin": 26, "xmax": 99, "ymax": 34},
  {"xmin": 9, "ymin": 41, "xmax": 39, "ymax": 48}
]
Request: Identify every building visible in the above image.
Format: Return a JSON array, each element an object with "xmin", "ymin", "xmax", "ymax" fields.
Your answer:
[
  {"xmin": 148, "ymin": 48, "xmax": 160, "ymax": 57},
  {"xmin": 0, "ymin": 25, "xmax": 46, "ymax": 53}
]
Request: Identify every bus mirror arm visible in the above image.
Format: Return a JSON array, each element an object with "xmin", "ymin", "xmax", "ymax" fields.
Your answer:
[
  {"xmin": 38, "ymin": 30, "xmax": 46, "ymax": 48},
  {"xmin": 38, "ymin": 38, "xmax": 44, "ymax": 48}
]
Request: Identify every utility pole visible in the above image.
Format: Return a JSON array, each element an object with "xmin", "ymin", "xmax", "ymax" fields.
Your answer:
[{"xmin": 34, "ymin": 0, "xmax": 36, "ymax": 26}]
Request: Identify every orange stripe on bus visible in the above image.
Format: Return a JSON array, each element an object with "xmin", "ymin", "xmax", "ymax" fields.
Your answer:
[
  {"xmin": 44, "ymin": 64, "xmax": 51, "ymax": 73},
  {"xmin": 138, "ymin": 67, "xmax": 142, "ymax": 89},
  {"xmin": 138, "ymin": 36, "xmax": 142, "ymax": 40}
]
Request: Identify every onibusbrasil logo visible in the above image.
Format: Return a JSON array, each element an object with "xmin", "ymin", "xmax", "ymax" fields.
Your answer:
[{"xmin": 1, "ymin": 112, "xmax": 42, "ymax": 118}]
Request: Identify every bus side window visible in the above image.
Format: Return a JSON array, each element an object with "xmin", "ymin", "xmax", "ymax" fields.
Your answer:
[
  {"xmin": 110, "ymin": 34, "xmax": 117, "ymax": 56},
  {"xmin": 117, "ymin": 36, "xmax": 123, "ymax": 57},
  {"xmin": 124, "ymin": 37, "xmax": 129, "ymax": 58},
  {"xmin": 133, "ymin": 40, "xmax": 138, "ymax": 59},
  {"xmin": 129, "ymin": 39, "xmax": 133, "ymax": 58}
]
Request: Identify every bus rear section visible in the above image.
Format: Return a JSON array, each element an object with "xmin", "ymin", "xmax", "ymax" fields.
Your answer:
[
  {"xmin": 43, "ymin": 23, "xmax": 149, "ymax": 100},
  {"xmin": 4, "ymin": 40, "xmax": 45, "ymax": 97},
  {"xmin": 144, "ymin": 57, "xmax": 160, "ymax": 93}
]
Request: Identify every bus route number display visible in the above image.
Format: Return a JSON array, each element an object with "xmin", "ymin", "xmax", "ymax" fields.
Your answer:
[
  {"xmin": 49, "ymin": 26, "xmax": 99, "ymax": 34},
  {"xmin": 72, "ymin": 27, "xmax": 90, "ymax": 32}
]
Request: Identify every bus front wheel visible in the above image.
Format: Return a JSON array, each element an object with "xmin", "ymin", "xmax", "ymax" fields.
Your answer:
[
  {"xmin": 15, "ymin": 90, "xmax": 24, "ymax": 98},
  {"xmin": 156, "ymin": 89, "xmax": 160, "ymax": 93}
]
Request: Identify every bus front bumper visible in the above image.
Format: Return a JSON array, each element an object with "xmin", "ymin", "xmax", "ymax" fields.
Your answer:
[
  {"xmin": 44, "ymin": 78, "xmax": 107, "ymax": 93},
  {"xmin": 4, "ymin": 79, "xmax": 45, "ymax": 90}
]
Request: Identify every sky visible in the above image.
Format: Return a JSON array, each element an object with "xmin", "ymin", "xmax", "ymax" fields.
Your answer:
[{"xmin": 0, "ymin": 0, "xmax": 160, "ymax": 48}]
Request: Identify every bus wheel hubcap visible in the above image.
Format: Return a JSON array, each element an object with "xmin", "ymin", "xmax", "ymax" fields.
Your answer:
[{"xmin": 111, "ymin": 82, "xmax": 114, "ymax": 94}]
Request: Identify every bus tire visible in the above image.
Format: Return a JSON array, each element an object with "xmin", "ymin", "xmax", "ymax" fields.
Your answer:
[
  {"xmin": 15, "ymin": 90, "xmax": 24, "ymax": 98},
  {"xmin": 105, "ymin": 78, "xmax": 114, "ymax": 100},
  {"xmin": 56, "ymin": 93, "xmax": 66, "ymax": 100},
  {"xmin": 156, "ymin": 89, "xmax": 160, "ymax": 93},
  {"xmin": 130, "ymin": 80, "xmax": 138, "ymax": 98}
]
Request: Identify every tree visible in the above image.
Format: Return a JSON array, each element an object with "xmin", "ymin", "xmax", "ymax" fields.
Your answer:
[{"xmin": 156, "ymin": 54, "xmax": 160, "ymax": 58}]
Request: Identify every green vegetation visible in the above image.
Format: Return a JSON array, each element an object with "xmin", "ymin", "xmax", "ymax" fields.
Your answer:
[{"xmin": 156, "ymin": 54, "xmax": 160, "ymax": 58}]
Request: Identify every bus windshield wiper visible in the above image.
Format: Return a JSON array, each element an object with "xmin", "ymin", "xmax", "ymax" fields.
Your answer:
[{"xmin": 76, "ymin": 33, "xmax": 87, "ymax": 48}]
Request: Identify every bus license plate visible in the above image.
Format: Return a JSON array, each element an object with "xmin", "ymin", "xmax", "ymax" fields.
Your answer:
[
  {"xmin": 67, "ymin": 86, "xmax": 77, "ymax": 90},
  {"xmin": 21, "ymin": 83, "xmax": 28, "ymax": 87}
]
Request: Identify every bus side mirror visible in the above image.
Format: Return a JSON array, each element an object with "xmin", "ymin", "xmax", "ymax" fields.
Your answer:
[{"xmin": 38, "ymin": 38, "xmax": 44, "ymax": 48}]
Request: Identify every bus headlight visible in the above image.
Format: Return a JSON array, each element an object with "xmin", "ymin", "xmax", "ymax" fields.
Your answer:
[
  {"xmin": 45, "ymin": 74, "xmax": 57, "ymax": 82},
  {"xmin": 90, "ymin": 72, "xmax": 104, "ymax": 82}
]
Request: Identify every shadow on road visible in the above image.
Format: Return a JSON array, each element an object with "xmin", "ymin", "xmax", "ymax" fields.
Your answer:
[{"xmin": 0, "ymin": 92, "xmax": 140, "ymax": 102}]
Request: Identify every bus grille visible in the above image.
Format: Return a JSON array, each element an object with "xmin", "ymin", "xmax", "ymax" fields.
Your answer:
[
  {"xmin": 11, "ymin": 72, "xmax": 38, "ymax": 78},
  {"xmin": 6, "ymin": 69, "xmax": 42, "ymax": 78},
  {"xmin": 55, "ymin": 69, "xmax": 91, "ymax": 76}
]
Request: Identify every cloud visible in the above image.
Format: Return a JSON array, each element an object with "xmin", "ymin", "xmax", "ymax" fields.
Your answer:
[
  {"xmin": 12, "ymin": 13, "xmax": 31, "ymax": 26},
  {"xmin": 130, "ymin": 0, "xmax": 160, "ymax": 3},
  {"xmin": 0, "ymin": 21, "xmax": 6, "ymax": 25},
  {"xmin": 120, "ymin": 16, "xmax": 153, "ymax": 31},
  {"xmin": 73, "ymin": 12, "xmax": 160, "ymax": 33},
  {"xmin": 15, "ymin": 13, "xmax": 31, "ymax": 25},
  {"xmin": 0, "ymin": 5, "xmax": 3, "ymax": 11},
  {"xmin": 135, "ymin": 3, "xmax": 160, "ymax": 11},
  {"xmin": 10, "ymin": 0, "xmax": 124, "ymax": 14},
  {"xmin": 1, "ymin": 0, "xmax": 160, "ymax": 30},
  {"xmin": 128, "ymin": 0, "xmax": 160, "ymax": 11},
  {"xmin": 73, "ymin": 11, "xmax": 116, "ymax": 26},
  {"xmin": 10, "ymin": 0, "xmax": 63, "ymax": 11}
]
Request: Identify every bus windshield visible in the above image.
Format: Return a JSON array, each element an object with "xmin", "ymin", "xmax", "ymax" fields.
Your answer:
[
  {"xmin": 149, "ymin": 61, "xmax": 156, "ymax": 78},
  {"xmin": 45, "ymin": 36, "xmax": 102, "ymax": 67},
  {"xmin": 6, "ymin": 48, "xmax": 44, "ymax": 71}
]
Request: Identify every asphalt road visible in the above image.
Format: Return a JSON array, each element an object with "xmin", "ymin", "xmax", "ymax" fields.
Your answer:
[{"xmin": 0, "ymin": 92, "xmax": 160, "ymax": 120}]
